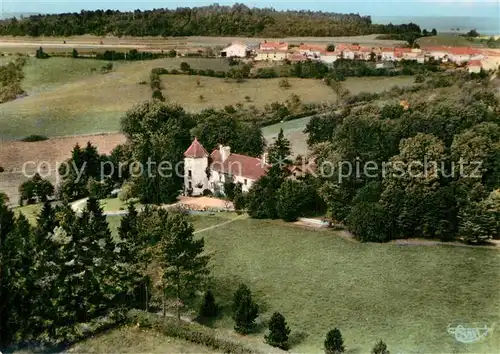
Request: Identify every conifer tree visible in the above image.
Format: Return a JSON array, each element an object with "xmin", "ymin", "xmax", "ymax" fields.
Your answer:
[
  {"xmin": 265, "ymin": 312, "xmax": 291, "ymax": 350},
  {"xmin": 116, "ymin": 202, "xmax": 144, "ymax": 309},
  {"xmin": 198, "ymin": 290, "xmax": 218, "ymax": 319},
  {"xmin": 158, "ymin": 213, "xmax": 210, "ymax": 320},
  {"xmin": 268, "ymin": 128, "xmax": 292, "ymax": 168},
  {"xmin": 0, "ymin": 197, "xmax": 15, "ymax": 344},
  {"xmin": 324, "ymin": 328, "xmax": 345, "ymax": 354},
  {"xmin": 232, "ymin": 284, "xmax": 259, "ymax": 334},
  {"xmin": 372, "ymin": 340, "xmax": 390, "ymax": 354},
  {"xmin": 1, "ymin": 214, "xmax": 34, "ymax": 342}
]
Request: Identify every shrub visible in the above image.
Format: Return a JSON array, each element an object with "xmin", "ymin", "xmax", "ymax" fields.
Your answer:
[
  {"xmin": 20, "ymin": 134, "xmax": 48, "ymax": 142},
  {"xmin": 277, "ymin": 180, "xmax": 316, "ymax": 222},
  {"xmin": 202, "ymin": 189, "xmax": 213, "ymax": 196},
  {"xmin": 264, "ymin": 312, "xmax": 291, "ymax": 350},
  {"xmin": 118, "ymin": 182, "xmax": 135, "ymax": 202},
  {"xmin": 324, "ymin": 328, "xmax": 345, "ymax": 354},
  {"xmin": 232, "ymin": 284, "xmax": 259, "ymax": 334},
  {"xmin": 180, "ymin": 62, "xmax": 191, "ymax": 72},
  {"xmin": 138, "ymin": 80, "xmax": 148, "ymax": 85},
  {"xmin": 126, "ymin": 309, "xmax": 255, "ymax": 353},
  {"xmin": 198, "ymin": 95, "xmax": 205, "ymax": 101},
  {"xmin": 168, "ymin": 49, "xmax": 177, "ymax": 58},
  {"xmin": 151, "ymin": 67, "xmax": 169, "ymax": 75},
  {"xmin": 170, "ymin": 69, "xmax": 180, "ymax": 75},
  {"xmin": 279, "ymin": 78, "xmax": 291, "ymax": 89},
  {"xmin": 233, "ymin": 192, "xmax": 247, "ymax": 212},
  {"xmin": 345, "ymin": 202, "xmax": 390, "ymax": 242},
  {"xmin": 0, "ymin": 166, "xmax": 4, "ymax": 173},
  {"xmin": 224, "ymin": 105, "xmax": 237, "ymax": 114},
  {"xmin": 414, "ymin": 74, "xmax": 425, "ymax": 83},
  {"xmin": 152, "ymin": 89, "xmax": 165, "ymax": 102},
  {"xmin": 371, "ymin": 340, "xmax": 390, "ymax": 354},
  {"xmin": 198, "ymin": 290, "xmax": 218, "ymax": 319}
]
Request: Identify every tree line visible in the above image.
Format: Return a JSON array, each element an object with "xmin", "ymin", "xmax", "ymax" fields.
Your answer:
[
  {"xmin": 0, "ymin": 57, "xmax": 26, "ymax": 103},
  {"xmin": 303, "ymin": 83, "xmax": 500, "ymax": 243},
  {"xmin": 0, "ymin": 4, "xmax": 421, "ymax": 38}
]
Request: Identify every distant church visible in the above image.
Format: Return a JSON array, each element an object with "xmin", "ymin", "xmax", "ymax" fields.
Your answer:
[{"xmin": 183, "ymin": 138, "xmax": 268, "ymax": 196}]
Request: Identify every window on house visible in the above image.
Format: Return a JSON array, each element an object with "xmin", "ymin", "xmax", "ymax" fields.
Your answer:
[
  {"xmin": 188, "ymin": 170, "xmax": 192, "ymax": 178},
  {"xmin": 244, "ymin": 179, "xmax": 247, "ymax": 185},
  {"xmin": 188, "ymin": 181, "xmax": 192, "ymax": 189},
  {"xmin": 219, "ymin": 175, "xmax": 222, "ymax": 182}
]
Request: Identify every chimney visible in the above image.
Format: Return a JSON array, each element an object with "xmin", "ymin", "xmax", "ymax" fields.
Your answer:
[
  {"xmin": 261, "ymin": 152, "xmax": 269, "ymax": 166},
  {"xmin": 220, "ymin": 144, "xmax": 231, "ymax": 162}
]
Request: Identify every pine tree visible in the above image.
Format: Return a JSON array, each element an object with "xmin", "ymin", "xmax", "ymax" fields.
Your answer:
[
  {"xmin": 265, "ymin": 312, "xmax": 291, "ymax": 350},
  {"xmin": 232, "ymin": 284, "xmax": 259, "ymax": 334},
  {"xmin": 159, "ymin": 213, "xmax": 210, "ymax": 320},
  {"xmin": 324, "ymin": 328, "xmax": 345, "ymax": 354},
  {"xmin": 116, "ymin": 202, "xmax": 144, "ymax": 309},
  {"xmin": 84, "ymin": 197, "xmax": 121, "ymax": 314},
  {"xmin": 268, "ymin": 128, "xmax": 292, "ymax": 168},
  {"xmin": 0, "ymin": 197, "xmax": 15, "ymax": 344},
  {"xmin": 372, "ymin": 340, "xmax": 390, "ymax": 354},
  {"xmin": 1, "ymin": 214, "xmax": 35, "ymax": 342},
  {"xmin": 198, "ymin": 290, "xmax": 218, "ymax": 319}
]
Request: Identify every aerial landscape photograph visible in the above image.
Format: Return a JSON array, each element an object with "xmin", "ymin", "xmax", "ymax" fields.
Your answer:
[{"xmin": 0, "ymin": 0, "xmax": 499, "ymax": 353}]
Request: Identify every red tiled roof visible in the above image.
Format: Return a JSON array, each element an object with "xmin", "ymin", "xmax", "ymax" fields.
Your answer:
[
  {"xmin": 336, "ymin": 44, "xmax": 361, "ymax": 52},
  {"xmin": 299, "ymin": 44, "xmax": 327, "ymax": 51},
  {"xmin": 394, "ymin": 47, "xmax": 412, "ymax": 53},
  {"xmin": 381, "ymin": 47, "xmax": 395, "ymax": 53},
  {"xmin": 448, "ymin": 47, "xmax": 482, "ymax": 55},
  {"xmin": 260, "ymin": 41, "xmax": 289, "ymax": 51},
  {"xmin": 184, "ymin": 138, "xmax": 208, "ymax": 158},
  {"xmin": 359, "ymin": 46, "xmax": 373, "ymax": 52},
  {"xmin": 210, "ymin": 150, "xmax": 267, "ymax": 180},
  {"xmin": 468, "ymin": 59, "xmax": 482, "ymax": 67}
]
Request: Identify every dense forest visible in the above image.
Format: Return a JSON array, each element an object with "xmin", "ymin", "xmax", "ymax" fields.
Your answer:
[{"xmin": 0, "ymin": 4, "xmax": 421, "ymax": 37}]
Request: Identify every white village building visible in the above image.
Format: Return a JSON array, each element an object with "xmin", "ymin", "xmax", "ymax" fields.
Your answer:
[
  {"xmin": 183, "ymin": 138, "xmax": 268, "ymax": 196},
  {"xmin": 220, "ymin": 41, "xmax": 252, "ymax": 58}
]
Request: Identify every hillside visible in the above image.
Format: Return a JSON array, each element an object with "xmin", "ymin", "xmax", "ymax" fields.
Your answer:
[{"xmin": 0, "ymin": 4, "xmax": 421, "ymax": 37}]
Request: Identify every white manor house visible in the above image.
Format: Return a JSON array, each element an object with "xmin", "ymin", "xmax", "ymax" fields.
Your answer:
[{"xmin": 183, "ymin": 138, "xmax": 268, "ymax": 196}]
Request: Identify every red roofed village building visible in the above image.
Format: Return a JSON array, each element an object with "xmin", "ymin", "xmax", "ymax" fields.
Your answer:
[
  {"xmin": 184, "ymin": 138, "xmax": 268, "ymax": 196},
  {"xmin": 467, "ymin": 60, "xmax": 483, "ymax": 73}
]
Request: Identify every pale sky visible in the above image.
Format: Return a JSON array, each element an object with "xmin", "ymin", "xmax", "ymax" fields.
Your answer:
[{"xmin": 1, "ymin": 0, "xmax": 499, "ymax": 18}]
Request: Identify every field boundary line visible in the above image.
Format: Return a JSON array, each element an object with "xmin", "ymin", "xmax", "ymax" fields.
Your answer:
[{"xmin": 193, "ymin": 214, "xmax": 246, "ymax": 235}]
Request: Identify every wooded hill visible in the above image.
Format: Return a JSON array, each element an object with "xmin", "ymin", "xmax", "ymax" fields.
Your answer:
[{"xmin": 0, "ymin": 4, "xmax": 422, "ymax": 38}]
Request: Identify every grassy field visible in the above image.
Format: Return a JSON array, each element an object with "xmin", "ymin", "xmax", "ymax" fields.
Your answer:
[
  {"xmin": 11, "ymin": 206, "xmax": 500, "ymax": 352},
  {"xmin": 0, "ymin": 53, "xmax": 415, "ymax": 141},
  {"xmin": 188, "ymin": 217, "xmax": 500, "ymax": 353},
  {"xmin": 68, "ymin": 326, "xmax": 218, "ymax": 353},
  {"xmin": 0, "ymin": 57, "xmax": 230, "ymax": 140},
  {"xmin": 416, "ymin": 35, "xmax": 486, "ymax": 47},
  {"xmin": 160, "ymin": 75, "xmax": 335, "ymax": 113}
]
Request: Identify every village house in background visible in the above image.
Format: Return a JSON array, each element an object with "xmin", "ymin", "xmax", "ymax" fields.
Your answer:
[
  {"xmin": 219, "ymin": 41, "xmax": 253, "ymax": 58},
  {"xmin": 467, "ymin": 59, "xmax": 483, "ymax": 73},
  {"xmin": 255, "ymin": 41, "xmax": 290, "ymax": 61},
  {"xmin": 221, "ymin": 39, "xmax": 489, "ymax": 69}
]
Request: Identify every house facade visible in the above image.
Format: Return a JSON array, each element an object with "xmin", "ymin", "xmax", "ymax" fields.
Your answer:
[
  {"xmin": 184, "ymin": 138, "xmax": 267, "ymax": 196},
  {"xmin": 220, "ymin": 42, "xmax": 251, "ymax": 58},
  {"xmin": 255, "ymin": 50, "xmax": 289, "ymax": 62},
  {"xmin": 467, "ymin": 60, "xmax": 483, "ymax": 73}
]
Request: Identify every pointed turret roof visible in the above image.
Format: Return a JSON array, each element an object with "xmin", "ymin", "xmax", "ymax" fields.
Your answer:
[{"xmin": 184, "ymin": 137, "xmax": 209, "ymax": 158}]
